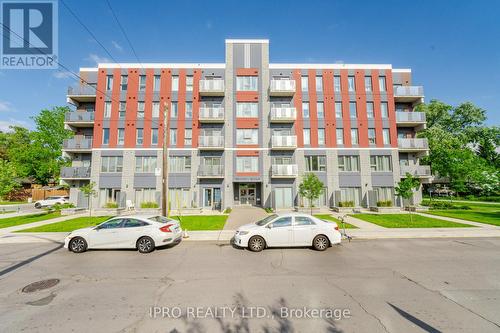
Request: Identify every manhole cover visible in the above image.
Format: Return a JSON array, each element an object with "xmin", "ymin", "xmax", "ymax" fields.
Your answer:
[{"xmin": 22, "ymin": 279, "xmax": 60, "ymax": 293}]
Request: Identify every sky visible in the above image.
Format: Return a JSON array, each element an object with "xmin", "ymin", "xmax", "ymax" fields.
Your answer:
[{"xmin": 0, "ymin": 0, "xmax": 499, "ymax": 131}]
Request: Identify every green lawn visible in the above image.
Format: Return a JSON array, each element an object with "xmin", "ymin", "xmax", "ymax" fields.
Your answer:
[
  {"xmin": 0, "ymin": 211, "xmax": 61, "ymax": 229},
  {"xmin": 0, "ymin": 201, "xmax": 27, "ymax": 205},
  {"xmin": 314, "ymin": 214, "xmax": 357, "ymax": 229},
  {"xmin": 171, "ymin": 215, "xmax": 228, "ymax": 230},
  {"xmin": 351, "ymin": 213, "xmax": 474, "ymax": 228},
  {"xmin": 425, "ymin": 203, "xmax": 500, "ymax": 227},
  {"xmin": 17, "ymin": 216, "xmax": 112, "ymax": 232}
]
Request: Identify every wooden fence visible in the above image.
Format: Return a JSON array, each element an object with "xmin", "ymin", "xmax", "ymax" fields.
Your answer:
[{"xmin": 31, "ymin": 189, "xmax": 69, "ymax": 201}]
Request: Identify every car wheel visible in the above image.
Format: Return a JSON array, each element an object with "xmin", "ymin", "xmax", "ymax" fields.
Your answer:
[
  {"xmin": 137, "ymin": 236, "xmax": 155, "ymax": 253},
  {"xmin": 34, "ymin": 202, "xmax": 41, "ymax": 209},
  {"xmin": 69, "ymin": 237, "xmax": 87, "ymax": 253},
  {"xmin": 312, "ymin": 235, "xmax": 330, "ymax": 251},
  {"xmin": 248, "ymin": 236, "xmax": 265, "ymax": 252}
]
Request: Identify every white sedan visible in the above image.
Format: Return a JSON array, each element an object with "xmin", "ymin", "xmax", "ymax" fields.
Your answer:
[
  {"xmin": 64, "ymin": 215, "xmax": 182, "ymax": 254},
  {"xmin": 34, "ymin": 196, "xmax": 69, "ymax": 209},
  {"xmin": 233, "ymin": 213, "xmax": 342, "ymax": 252}
]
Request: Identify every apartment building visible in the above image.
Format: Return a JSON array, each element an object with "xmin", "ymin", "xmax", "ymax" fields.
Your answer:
[{"xmin": 61, "ymin": 39, "xmax": 429, "ymax": 211}]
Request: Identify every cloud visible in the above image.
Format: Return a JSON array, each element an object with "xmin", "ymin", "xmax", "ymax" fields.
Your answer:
[
  {"xmin": 86, "ymin": 53, "xmax": 111, "ymax": 65},
  {"xmin": 0, "ymin": 100, "xmax": 13, "ymax": 112},
  {"xmin": 0, "ymin": 118, "xmax": 29, "ymax": 132},
  {"xmin": 52, "ymin": 71, "xmax": 74, "ymax": 79},
  {"xmin": 111, "ymin": 40, "xmax": 123, "ymax": 52}
]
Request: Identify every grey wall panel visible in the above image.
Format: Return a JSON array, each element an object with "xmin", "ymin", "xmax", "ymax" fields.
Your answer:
[
  {"xmin": 371, "ymin": 173, "xmax": 395, "ymax": 187},
  {"xmin": 339, "ymin": 174, "xmax": 362, "ymax": 187},
  {"xmin": 134, "ymin": 174, "xmax": 157, "ymax": 188},
  {"xmin": 168, "ymin": 173, "xmax": 191, "ymax": 187},
  {"xmin": 101, "ymin": 150, "xmax": 123, "ymax": 157},
  {"xmin": 99, "ymin": 174, "xmax": 122, "ymax": 188}
]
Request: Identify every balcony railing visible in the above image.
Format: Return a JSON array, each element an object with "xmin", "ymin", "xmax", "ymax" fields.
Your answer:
[
  {"xmin": 63, "ymin": 136, "xmax": 93, "ymax": 151},
  {"xmin": 198, "ymin": 107, "xmax": 225, "ymax": 122},
  {"xmin": 396, "ymin": 111, "xmax": 426, "ymax": 123},
  {"xmin": 65, "ymin": 111, "xmax": 95, "ymax": 124},
  {"xmin": 198, "ymin": 164, "xmax": 224, "ymax": 177},
  {"xmin": 400, "ymin": 165, "xmax": 431, "ymax": 177},
  {"xmin": 271, "ymin": 164, "xmax": 298, "ymax": 177},
  {"xmin": 199, "ymin": 79, "xmax": 225, "ymax": 95},
  {"xmin": 60, "ymin": 166, "xmax": 91, "ymax": 179},
  {"xmin": 398, "ymin": 138, "xmax": 429, "ymax": 150},
  {"xmin": 67, "ymin": 85, "xmax": 97, "ymax": 103},
  {"xmin": 270, "ymin": 107, "xmax": 297, "ymax": 122},
  {"xmin": 271, "ymin": 135, "xmax": 297, "ymax": 149},
  {"xmin": 198, "ymin": 135, "xmax": 224, "ymax": 149},
  {"xmin": 270, "ymin": 79, "xmax": 296, "ymax": 95},
  {"xmin": 393, "ymin": 86, "xmax": 424, "ymax": 103}
]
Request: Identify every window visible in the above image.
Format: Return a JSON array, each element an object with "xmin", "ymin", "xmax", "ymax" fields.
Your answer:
[
  {"xmin": 136, "ymin": 129, "xmax": 143, "ymax": 145},
  {"xmin": 117, "ymin": 128, "xmax": 124, "ymax": 145},
  {"xmin": 351, "ymin": 128, "xmax": 359, "ymax": 144},
  {"xmin": 236, "ymin": 76, "xmax": 258, "ymax": 91},
  {"xmin": 106, "ymin": 75, "xmax": 113, "ymax": 90},
  {"xmin": 303, "ymin": 129, "xmax": 311, "ymax": 145},
  {"xmin": 295, "ymin": 216, "xmax": 316, "ymax": 226},
  {"xmin": 302, "ymin": 102, "xmax": 310, "ymax": 119},
  {"xmin": 171, "ymin": 76, "xmax": 179, "ymax": 91},
  {"xmin": 236, "ymin": 102, "xmax": 258, "ymax": 117},
  {"xmin": 379, "ymin": 76, "xmax": 387, "ymax": 92},
  {"xmin": 366, "ymin": 102, "xmax": 374, "ymax": 119},
  {"xmin": 120, "ymin": 75, "xmax": 128, "ymax": 91},
  {"xmin": 152, "ymin": 102, "xmax": 160, "ymax": 118},
  {"xmin": 169, "ymin": 156, "xmax": 191, "ymax": 172},
  {"xmin": 135, "ymin": 188, "xmax": 156, "ymax": 206},
  {"xmin": 315, "ymin": 76, "xmax": 323, "ymax": 92},
  {"xmin": 98, "ymin": 219, "xmax": 123, "ymax": 229},
  {"xmin": 185, "ymin": 102, "xmax": 193, "ymax": 118},
  {"xmin": 186, "ymin": 75, "xmax": 193, "ymax": 91},
  {"xmin": 368, "ymin": 128, "xmax": 376, "ymax": 144},
  {"xmin": 184, "ymin": 129, "xmax": 192, "ymax": 145},
  {"xmin": 99, "ymin": 188, "xmax": 121, "ymax": 207},
  {"xmin": 104, "ymin": 101, "xmax": 111, "ymax": 118},
  {"xmin": 170, "ymin": 102, "xmax": 178, "ymax": 118},
  {"xmin": 336, "ymin": 128, "xmax": 344, "ymax": 145},
  {"xmin": 101, "ymin": 156, "xmax": 123, "ymax": 172},
  {"xmin": 168, "ymin": 188, "xmax": 193, "ymax": 209},
  {"xmin": 305, "ymin": 155, "xmax": 326, "ymax": 172},
  {"xmin": 340, "ymin": 187, "xmax": 361, "ymax": 206},
  {"xmin": 334, "ymin": 76, "xmax": 341, "ymax": 92},
  {"xmin": 139, "ymin": 75, "xmax": 146, "ymax": 91},
  {"xmin": 375, "ymin": 187, "xmax": 393, "ymax": 202},
  {"xmin": 169, "ymin": 129, "xmax": 177, "ymax": 145},
  {"xmin": 381, "ymin": 102, "xmax": 388, "ymax": 118},
  {"xmin": 153, "ymin": 75, "xmax": 161, "ymax": 91},
  {"xmin": 151, "ymin": 128, "xmax": 158, "ymax": 145},
  {"xmin": 348, "ymin": 76, "xmax": 355, "ymax": 92},
  {"xmin": 382, "ymin": 128, "xmax": 391, "ymax": 144},
  {"xmin": 236, "ymin": 129, "xmax": 258, "ymax": 145},
  {"xmin": 335, "ymin": 102, "xmax": 342, "ymax": 118},
  {"xmin": 102, "ymin": 128, "xmax": 110, "ymax": 144},
  {"xmin": 317, "ymin": 102, "xmax": 324, "ymax": 119},
  {"xmin": 236, "ymin": 156, "xmax": 258, "ymax": 172},
  {"xmin": 271, "ymin": 217, "xmax": 292, "ymax": 228},
  {"xmin": 119, "ymin": 102, "xmax": 126, "ymax": 118},
  {"xmin": 318, "ymin": 128, "xmax": 325, "ymax": 145},
  {"xmin": 370, "ymin": 155, "xmax": 392, "ymax": 171},
  {"xmin": 365, "ymin": 76, "xmax": 372, "ymax": 92},
  {"xmin": 272, "ymin": 156, "xmax": 292, "ymax": 165},
  {"xmin": 135, "ymin": 156, "xmax": 157, "ymax": 173},
  {"xmin": 338, "ymin": 156, "xmax": 360, "ymax": 172},
  {"xmin": 301, "ymin": 76, "xmax": 308, "ymax": 92},
  {"xmin": 349, "ymin": 102, "xmax": 357, "ymax": 118},
  {"xmin": 137, "ymin": 102, "xmax": 144, "ymax": 119}
]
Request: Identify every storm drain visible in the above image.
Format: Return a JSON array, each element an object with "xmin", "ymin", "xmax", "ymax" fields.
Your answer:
[{"xmin": 22, "ymin": 279, "xmax": 60, "ymax": 293}]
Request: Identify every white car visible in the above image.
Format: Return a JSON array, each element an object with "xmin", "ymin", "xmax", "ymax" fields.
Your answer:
[
  {"xmin": 233, "ymin": 213, "xmax": 342, "ymax": 252},
  {"xmin": 34, "ymin": 196, "xmax": 69, "ymax": 209},
  {"xmin": 64, "ymin": 215, "xmax": 183, "ymax": 254}
]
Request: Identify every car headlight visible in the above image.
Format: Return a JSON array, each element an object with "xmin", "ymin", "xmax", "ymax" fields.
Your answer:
[{"xmin": 238, "ymin": 231, "xmax": 249, "ymax": 235}]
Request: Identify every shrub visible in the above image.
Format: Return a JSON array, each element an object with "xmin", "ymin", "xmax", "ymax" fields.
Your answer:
[
  {"xmin": 140, "ymin": 202, "xmax": 159, "ymax": 208},
  {"xmin": 264, "ymin": 207, "xmax": 274, "ymax": 213},
  {"xmin": 223, "ymin": 207, "xmax": 232, "ymax": 214},
  {"xmin": 104, "ymin": 202, "xmax": 118, "ymax": 208},
  {"xmin": 376, "ymin": 200, "xmax": 392, "ymax": 207},
  {"xmin": 427, "ymin": 201, "xmax": 471, "ymax": 210},
  {"xmin": 338, "ymin": 201, "xmax": 355, "ymax": 207}
]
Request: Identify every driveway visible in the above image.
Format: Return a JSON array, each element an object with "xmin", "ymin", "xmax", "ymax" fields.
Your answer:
[{"xmin": 223, "ymin": 205, "xmax": 269, "ymax": 230}]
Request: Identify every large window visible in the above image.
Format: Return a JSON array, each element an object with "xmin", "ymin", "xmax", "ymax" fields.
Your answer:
[
  {"xmin": 236, "ymin": 129, "xmax": 258, "ymax": 145},
  {"xmin": 366, "ymin": 102, "xmax": 374, "ymax": 119},
  {"xmin": 135, "ymin": 188, "xmax": 156, "ymax": 205},
  {"xmin": 335, "ymin": 102, "xmax": 342, "ymax": 118},
  {"xmin": 184, "ymin": 129, "xmax": 192, "ymax": 145},
  {"xmin": 117, "ymin": 128, "xmax": 124, "ymax": 145},
  {"xmin": 317, "ymin": 102, "xmax": 324, "ymax": 119},
  {"xmin": 340, "ymin": 187, "xmax": 361, "ymax": 206},
  {"xmin": 120, "ymin": 75, "xmax": 128, "ymax": 91},
  {"xmin": 169, "ymin": 129, "xmax": 177, "ymax": 145},
  {"xmin": 139, "ymin": 75, "xmax": 146, "ymax": 91},
  {"xmin": 106, "ymin": 75, "xmax": 113, "ymax": 90},
  {"xmin": 101, "ymin": 156, "xmax": 123, "ymax": 172},
  {"xmin": 185, "ymin": 102, "xmax": 193, "ymax": 118},
  {"xmin": 236, "ymin": 156, "xmax": 258, "ymax": 172},
  {"xmin": 303, "ymin": 129, "xmax": 311, "ymax": 145},
  {"xmin": 169, "ymin": 156, "xmax": 191, "ymax": 172},
  {"xmin": 152, "ymin": 102, "xmax": 160, "ymax": 118},
  {"xmin": 99, "ymin": 188, "xmax": 121, "ymax": 207},
  {"xmin": 348, "ymin": 76, "xmax": 355, "ymax": 92},
  {"xmin": 102, "ymin": 128, "xmax": 110, "ymax": 145},
  {"xmin": 170, "ymin": 102, "xmax": 178, "ymax": 118},
  {"xmin": 382, "ymin": 128, "xmax": 391, "ymax": 144},
  {"xmin": 378, "ymin": 76, "xmax": 387, "ymax": 92},
  {"xmin": 171, "ymin": 76, "xmax": 179, "ymax": 91},
  {"xmin": 186, "ymin": 76, "xmax": 193, "ymax": 92},
  {"xmin": 153, "ymin": 75, "xmax": 160, "ymax": 91},
  {"xmin": 137, "ymin": 102, "xmax": 144, "ymax": 119},
  {"xmin": 136, "ymin": 129, "xmax": 143, "ymax": 145},
  {"xmin": 104, "ymin": 102, "xmax": 111, "ymax": 118},
  {"xmin": 334, "ymin": 76, "xmax": 341, "ymax": 92},
  {"xmin": 302, "ymin": 102, "xmax": 310, "ymax": 119},
  {"xmin": 375, "ymin": 187, "xmax": 393, "ymax": 202},
  {"xmin": 135, "ymin": 156, "xmax": 157, "ymax": 173},
  {"xmin": 370, "ymin": 155, "xmax": 392, "ymax": 171},
  {"xmin": 236, "ymin": 76, "xmax": 258, "ymax": 91},
  {"xmin": 119, "ymin": 102, "xmax": 126, "ymax": 118},
  {"xmin": 381, "ymin": 102, "xmax": 388, "ymax": 118},
  {"xmin": 318, "ymin": 129, "xmax": 325, "ymax": 145},
  {"xmin": 338, "ymin": 156, "xmax": 360, "ymax": 172},
  {"xmin": 169, "ymin": 188, "xmax": 192, "ymax": 209},
  {"xmin": 365, "ymin": 76, "xmax": 372, "ymax": 92},
  {"xmin": 301, "ymin": 76, "xmax": 308, "ymax": 92},
  {"xmin": 315, "ymin": 76, "xmax": 323, "ymax": 92},
  {"xmin": 272, "ymin": 156, "xmax": 292, "ymax": 165},
  {"xmin": 351, "ymin": 128, "xmax": 359, "ymax": 145},
  {"xmin": 236, "ymin": 102, "xmax": 258, "ymax": 117},
  {"xmin": 151, "ymin": 128, "xmax": 158, "ymax": 145},
  {"xmin": 336, "ymin": 128, "xmax": 344, "ymax": 145},
  {"xmin": 349, "ymin": 102, "xmax": 357, "ymax": 118},
  {"xmin": 368, "ymin": 128, "xmax": 376, "ymax": 144},
  {"xmin": 305, "ymin": 155, "xmax": 326, "ymax": 172}
]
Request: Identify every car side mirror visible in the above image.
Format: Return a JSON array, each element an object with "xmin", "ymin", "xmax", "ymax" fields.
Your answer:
[{"xmin": 266, "ymin": 224, "xmax": 272, "ymax": 229}]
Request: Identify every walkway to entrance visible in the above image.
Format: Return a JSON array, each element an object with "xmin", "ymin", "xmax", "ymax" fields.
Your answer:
[{"xmin": 223, "ymin": 206, "xmax": 269, "ymax": 230}]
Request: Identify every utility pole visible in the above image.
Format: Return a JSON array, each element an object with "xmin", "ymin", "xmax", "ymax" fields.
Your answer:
[{"xmin": 162, "ymin": 102, "xmax": 169, "ymax": 216}]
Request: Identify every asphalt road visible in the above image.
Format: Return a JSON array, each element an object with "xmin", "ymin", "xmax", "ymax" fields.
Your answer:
[{"xmin": 0, "ymin": 238, "xmax": 499, "ymax": 333}]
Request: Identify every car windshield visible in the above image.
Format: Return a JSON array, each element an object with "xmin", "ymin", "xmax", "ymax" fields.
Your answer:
[
  {"xmin": 255, "ymin": 214, "xmax": 278, "ymax": 226},
  {"xmin": 148, "ymin": 216, "xmax": 175, "ymax": 224}
]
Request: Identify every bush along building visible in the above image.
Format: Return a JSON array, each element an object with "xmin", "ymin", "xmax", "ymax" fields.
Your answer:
[{"xmin": 61, "ymin": 39, "xmax": 428, "ymax": 211}]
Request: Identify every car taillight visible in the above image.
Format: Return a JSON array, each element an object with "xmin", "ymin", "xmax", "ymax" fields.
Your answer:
[
  {"xmin": 160, "ymin": 224, "xmax": 174, "ymax": 232},
  {"xmin": 334, "ymin": 225, "xmax": 339, "ymax": 231}
]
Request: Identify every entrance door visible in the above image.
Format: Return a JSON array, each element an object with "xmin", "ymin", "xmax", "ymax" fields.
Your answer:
[
  {"xmin": 275, "ymin": 187, "xmax": 293, "ymax": 209},
  {"xmin": 204, "ymin": 188, "xmax": 213, "ymax": 208},
  {"xmin": 239, "ymin": 184, "xmax": 256, "ymax": 205},
  {"xmin": 204, "ymin": 188, "xmax": 222, "ymax": 210}
]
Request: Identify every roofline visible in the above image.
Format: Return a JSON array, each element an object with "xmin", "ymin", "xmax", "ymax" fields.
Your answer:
[
  {"xmin": 392, "ymin": 68, "xmax": 412, "ymax": 73},
  {"xmin": 225, "ymin": 39, "xmax": 269, "ymax": 44},
  {"xmin": 269, "ymin": 64, "xmax": 392, "ymax": 70}
]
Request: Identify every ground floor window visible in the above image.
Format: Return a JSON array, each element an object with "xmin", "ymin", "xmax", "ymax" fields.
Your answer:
[
  {"xmin": 374, "ymin": 187, "xmax": 393, "ymax": 202},
  {"xmin": 274, "ymin": 187, "xmax": 294, "ymax": 209},
  {"xmin": 99, "ymin": 188, "xmax": 121, "ymax": 207},
  {"xmin": 169, "ymin": 188, "xmax": 193, "ymax": 210},
  {"xmin": 340, "ymin": 187, "xmax": 361, "ymax": 206},
  {"xmin": 135, "ymin": 188, "xmax": 157, "ymax": 206},
  {"xmin": 300, "ymin": 188, "xmax": 327, "ymax": 208}
]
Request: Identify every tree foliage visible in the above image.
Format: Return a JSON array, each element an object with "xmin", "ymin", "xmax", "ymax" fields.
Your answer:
[
  {"xmin": 298, "ymin": 173, "xmax": 324, "ymax": 214},
  {"xmin": 0, "ymin": 160, "xmax": 20, "ymax": 200}
]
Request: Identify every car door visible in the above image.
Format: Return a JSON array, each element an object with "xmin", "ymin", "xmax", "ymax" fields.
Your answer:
[
  {"xmin": 120, "ymin": 218, "xmax": 150, "ymax": 248},
  {"xmin": 89, "ymin": 218, "xmax": 125, "ymax": 248},
  {"xmin": 264, "ymin": 216, "xmax": 293, "ymax": 247},
  {"xmin": 293, "ymin": 216, "xmax": 316, "ymax": 246}
]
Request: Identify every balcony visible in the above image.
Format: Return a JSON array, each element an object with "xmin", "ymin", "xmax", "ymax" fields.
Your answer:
[
  {"xmin": 198, "ymin": 135, "xmax": 224, "ymax": 150},
  {"xmin": 65, "ymin": 111, "xmax": 95, "ymax": 127},
  {"xmin": 198, "ymin": 164, "xmax": 224, "ymax": 178},
  {"xmin": 199, "ymin": 79, "xmax": 225, "ymax": 96},
  {"xmin": 269, "ymin": 79, "xmax": 296, "ymax": 96},
  {"xmin": 271, "ymin": 164, "xmax": 298, "ymax": 178},
  {"xmin": 396, "ymin": 111, "xmax": 426, "ymax": 127},
  {"xmin": 63, "ymin": 136, "xmax": 93, "ymax": 152},
  {"xmin": 400, "ymin": 165, "xmax": 431, "ymax": 178},
  {"xmin": 393, "ymin": 86, "xmax": 424, "ymax": 103},
  {"xmin": 60, "ymin": 166, "xmax": 91, "ymax": 179},
  {"xmin": 198, "ymin": 107, "xmax": 225, "ymax": 123},
  {"xmin": 271, "ymin": 135, "xmax": 297, "ymax": 150},
  {"xmin": 67, "ymin": 85, "xmax": 97, "ymax": 103},
  {"xmin": 270, "ymin": 107, "xmax": 297, "ymax": 123},
  {"xmin": 398, "ymin": 138, "xmax": 429, "ymax": 152}
]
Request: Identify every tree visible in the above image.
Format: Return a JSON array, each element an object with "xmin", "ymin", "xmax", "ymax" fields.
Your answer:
[
  {"xmin": 0, "ymin": 160, "xmax": 20, "ymax": 200},
  {"xmin": 80, "ymin": 182, "xmax": 97, "ymax": 217},
  {"xmin": 298, "ymin": 173, "xmax": 324, "ymax": 215},
  {"xmin": 395, "ymin": 173, "xmax": 421, "ymax": 222}
]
